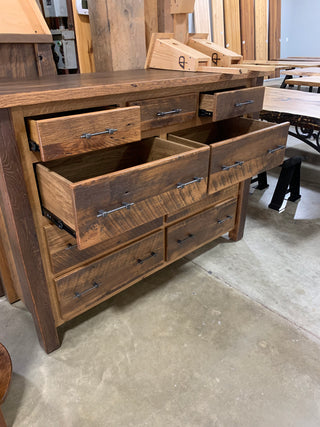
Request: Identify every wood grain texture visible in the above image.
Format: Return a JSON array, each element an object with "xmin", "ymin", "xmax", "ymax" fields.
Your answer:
[
  {"xmin": 166, "ymin": 198, "xmax": 237, "ymax": 261},
  {"xmin": 255, "ymin": 0, "xmax": 268, "ymax": 60},
  {"xmin": 71, "ymin": 0, "xmax": 95, "ymax": 73},
  {"xmin": 88, "ymin": 0, "xmax": 146, "ymax": 72},
  {"xmin": 170, "ymin": 0, "xmax": 195, "ymax": 13},
  {"xmin": 55, "ymin": 231, "xmax": 164, "ymax": 320},
  {"xmin": 128, "ymin": 94, "xmax": 197, "ymax": 131},
  {"xmin": 0, "ymin": 109, "xmax": 60, "ymax": 353},
  {"xmin": 188, "ymin": 37, "xmax": 242, "ymax": 67},
  {"xmin": 199, "ymin": 86, "xmax": 265, "ymax": 121},
  {"xmin": 224, "ymin": 0, "xmax": 241, "ymax": 53},
  {"xmin": 281, "ymin": 67, "xmax": 320, "ymax": 77},
  {"xmin": 158, "ymin": 0, "xmax": 174, "ymax": 32},
  {"xmin": 284, "ymin": 76, "xmax": 320, "ymax": 87},
  {"xmin": 28, "ymin": 106, "xmax": 141, "ymax": 161},
  {"xmin": 194, "ymin": 0, "xmax": 212, "ymax": 40},
  {"xmin": 269, "ymin": 0, "xmax": 281, "ymax": 61},
  {"xmin": 0, "ymin": 343, "xmax": 12, "ymax": 404},
  {"xmin": 229, "ymin": 178, "xmax": 250, "ymax": 241},
  {"xmin": 173, "ymin": 13, "xmax": 189, "ymax": 43},
  {"xmin": 0, "ymin": 44, "xmax": 38, "ymax": 80},
  {"xmin": 145, "ymin": 0, "xmax": 158, "ymax": 49},
  {"xmin": 211, "ymin": 0, "xmax": 224, "ymax": 46},
  {"xmin": 240, "ymin": 0, "xmax": 255, "ymax": 60}
]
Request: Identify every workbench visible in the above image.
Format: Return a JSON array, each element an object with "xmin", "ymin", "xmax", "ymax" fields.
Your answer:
[{"xmin": 0, "ymin": 70, "xmax": 289, "ymax": 353}]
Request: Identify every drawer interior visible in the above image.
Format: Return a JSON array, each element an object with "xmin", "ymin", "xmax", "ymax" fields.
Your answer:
[{"xmin": 169, "ymin": 117, "xmax": 277, "ymax": 146}]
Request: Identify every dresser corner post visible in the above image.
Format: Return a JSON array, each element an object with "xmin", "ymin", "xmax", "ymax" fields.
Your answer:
[
  {"xmin": 0, "ymin": 108, "xmax": 60, "ymax": 354},
  {"xmin": 228, "ymin": 178, "xmax": 251, "ymax": 242}
]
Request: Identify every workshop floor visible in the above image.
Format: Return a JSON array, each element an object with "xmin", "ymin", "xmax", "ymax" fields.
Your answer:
[{"xmin": 1, "ymin": 118, "xmax": 320, "ymax": 426}]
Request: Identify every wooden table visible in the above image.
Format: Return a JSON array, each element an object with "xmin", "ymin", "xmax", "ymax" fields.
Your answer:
[
  {"xmin": 281, "ymin": 67, "xmax": 320, "ymax": 88},
  {"xmin": 0, "ymin": 70, "xmax": 289, "ymax": 353},
  {"xmin": 261, "ymin": 87, "xmax": 320, "ymax": 153},
  {"xmin": 284, "ymin": 76, "xmax": 320, "ymax": 93}
]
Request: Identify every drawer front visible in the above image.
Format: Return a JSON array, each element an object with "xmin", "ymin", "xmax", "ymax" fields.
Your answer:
[
  {"xmin": 55, "ymin": 231, "xmax": 164, "ymax": 320},
  {"xmin": 73, "ymin": 147, "xmax": 209, "ymax": 249},
  {"xmin": 28, "ymin": 106, "xmax": 141, "ymax": 161},
  {"xmin": 208, "ymin": 121, "xmax": 289, "ymax": 192},
  {"xmin": 165, "ymin": 184, "xmax": 238, "ymax": 224},
  {"xmin": 44, "ymin": 217, "xmax": 163, "ymax": 275},
  {"xmin": 128, "ymin": 94, "xmax": 197, "ymax": 131},
  {"xmin": 167, "ymin": 199, "xmax": 237, "ymax": 262},
  {"xmin": 200, "ymin": 87, "xmax": 265, "ymax": 121}
]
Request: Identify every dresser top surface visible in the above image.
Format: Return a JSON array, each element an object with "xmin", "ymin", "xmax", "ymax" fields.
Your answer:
[{"xmin": 0, "ymin": 69, "xmax": 257, "ymax": 109}]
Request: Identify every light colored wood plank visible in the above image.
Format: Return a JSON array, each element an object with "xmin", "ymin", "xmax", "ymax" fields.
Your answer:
[
  {"xmin": 158, "ymin": 0, "xmax": 174, "ymax": 32},
  {"xmin": 211, "ymin": 0, "xmax": 224, "ymax": 46},
  {"xmin": 240, "ymin": 0, "xmax": 254, "ymax": 60},
  {"xmin": 198, "ymin": 65, "xmax": 247, "ymax": 74},
  {"xmin": 283, "ymin": 76, "xmax": 320, "ymax": 87},
  {"xmin": 72, "ymin": 0, "xmax": 95, "ymax": 73},
  {"xmin": 88, "ymin": 0, "xmax": 146, "ymax": 72},
  {"xmin": 224, "ymin": 0, "xmax": 241, "ymax": 53},
  {"xmin": 173, "ymin": 13, "xmax": 189, "ymax": 43},
  {"xmin": 194, "ymin": 0, "xmax": 212, "ymax": 40},
  {"xmin": 255, "ymin": 0, "xmax": 268, "ymax": 60},
  {"xmin": 269, "ymin": 0, "xmax": 281, "ymax": 61},
  {"xmin": 188, "ymin": 37, "xmax": 242, "ymax": 66},
  {"xmin": 145, "ymin": 0, "xmax": 158, "ymax": 49},
  {"xmin": 281, "ymin": 67, "xmax": 320, "ymax": 76},
  {"xmin": 170, "ymin": 0, "xmax": 195, "ymax": 13}
]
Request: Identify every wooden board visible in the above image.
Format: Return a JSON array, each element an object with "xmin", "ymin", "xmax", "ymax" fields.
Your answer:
[
  {"xmin": 269, "ymin": 0, "xmax": 281, "ymax": 61},
  {"xmin": 255, "ymin": 0, "xmax": 268, "ymax": 60},
  {"xmin": 170, "ymin": 0, "xmax": 195, "ymax": 13},
  {"xmin": 158, "ymin": 0, "xmax": 174, "ymax": 32},
  {"xmin": 0, "ymin": 0, "xmax": 52, "ymax": 43},
  {"xmin": 240, "ymin": 0, "xmax": 254, "ymax": 60},
  {"xmin": 71, "ymin": 0, "xmax": 95, "ymax": 73},
  {"xmin": 284, "ymin": 76, "xmax": 320, "ymax": 87},
  {"xmin": 88, "ymin": 0, "xmax": 146, "ymax": 72},
  {"xmin": 281, "ymin": 67, "xmax": 320, "ymax": 76},
  {"xmin": 211, "ymin": 0, "xmax": 224, "ymax": 46},
  {"xmin": 194, "ymin": 0, "xmax": 212, "ymax": 40},
  {"xmin": 224, "ymin": 0, "xmax": 241, "ymax": 53},
  {"xmin": 145, "ymin": 0, "xmax": 158, "ymax": 49}
]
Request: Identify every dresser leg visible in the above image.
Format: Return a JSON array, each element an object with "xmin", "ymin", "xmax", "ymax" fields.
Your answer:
[
  {"xmin": 0, "ymin": 109, "xmax": 60, "ymax": 353},
  {"xmin": 229, "ymin": 179, "xmax": 251, "ymax": 242}
]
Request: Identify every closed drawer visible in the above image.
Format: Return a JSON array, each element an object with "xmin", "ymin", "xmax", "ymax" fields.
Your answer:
[
  {"xmin": 166, "ymin": 198, "xmax": 237, "ymax": 262},
  {"xmin": 44, "ymin": 218, "xmax": 163, "ymax": 275},
  {"xmin": 28, "ymin": 106, "xmax": 141, "ymax": 161},
  {"xmin": 36, "ymin": 137, "xmax": 209, "ymax": 250},
  {"xmin": 199, "ymin": 87, "xmax": 265, "ymax": 121},
  {"xmin": 169, "ymin": 117, "xmax": 289, "ymax": 192},
  {"xmin": 55, "ymin": 231, "xmax": 164, "ymax": 320},
  {"xmin": 128, "ymin": 94, "xmax": 197, "ymax": 131}
]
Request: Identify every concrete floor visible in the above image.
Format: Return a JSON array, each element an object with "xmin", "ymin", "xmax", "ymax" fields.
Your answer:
[{"xmin": 1, "ymin": 98, "xmax": 320, "ymax": 426}]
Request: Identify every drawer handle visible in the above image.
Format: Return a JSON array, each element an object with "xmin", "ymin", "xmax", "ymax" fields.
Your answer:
[
  {"xmin": 97, "ymin": 202, "xmax": 134, "ymax": 218},
  {"xmin": 267, "ymin": 145, "xmax": 286, "ymax": 154},
  {"xmin": 234, "ymin": 100, "xmax": 254, "ymax": 107},
  {"xmin": 81, "ymin": 128, "xmax": 118, "ymax": 139},
  {"xmin": 74, "ymin": 281, "xmax": 100, "ymax": 299},
  {"xmin": 137, "ymin": 251, "xmax": 157, "ymax": 264},
  {"xmin": 177, "ymin": 233, "xmax": 194, "ymax": 245},
  {"xmin": 217, "ymin": 215, "xmax": 232, "ymax": 225},
  {"xmin": 177, "ymin": 177, "xmax": 204, "ymax": 189},
  {"xmin": 221, "ymin": 161, "xmax": 244, "ymax": 171},
  {"xmin": 156, "ymin": 108, "xmax": 182, "ymax": 117}
]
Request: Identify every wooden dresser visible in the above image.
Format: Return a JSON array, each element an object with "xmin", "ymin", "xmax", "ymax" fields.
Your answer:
[{"xmin": 0, "ymin": 70, "xmax": 289, "ymax": 353}]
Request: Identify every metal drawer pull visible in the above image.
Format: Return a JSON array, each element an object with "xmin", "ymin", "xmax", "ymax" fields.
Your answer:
[
  {"xmin": 177, "ymin": 233, "xmax": 194, "ymax": 245},
  {"xmin": 217, "ymin": 215, "xmax": 232, "ymax": 225},
  {"xmin": 97, "ymin": 202, "xmax": 134, "ymax": 218},
  {"xmin": 66, "ymin": 243, "xmax": 77, "ymax": 250},
  {"xmin": 157, "ymin": 108, "xmax": 182, "ymax": 116},
  {"xmin": 81, "ymin": 128, "xmax": 118, "ymax": 139},
  {"xmin": 267, "ymin": 145, "xmax": 286, "ymax": 154},
  {"xmin": 234, "ymin": 100, "xmax": 254, "ymax": 107},
  {"xmin": 177, "ymin": 177, "xmax": 204, "ymax": 189},
  {"xmin": 137, "ymin": 252, "xmax": 157, "ymax": 264},
  {"xmin": 74, "ymin": 281, "xmax": 100, "ymax": 299},
  {"xmin": 221, "ymin": 161, "xmax": 244, "ymax": 171}
]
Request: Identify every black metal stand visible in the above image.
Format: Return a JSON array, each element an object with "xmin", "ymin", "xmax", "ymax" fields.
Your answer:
[
  {"xmin": 251, "ymin": 172, "xmax": 269, "ymax": 189},
  {"xmin": 268, "ymin": 157, "xmax": 302, "ymax": 211}
]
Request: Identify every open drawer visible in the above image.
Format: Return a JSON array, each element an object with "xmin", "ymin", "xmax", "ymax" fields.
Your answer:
[
  {"xmin": 27, "ymin": 106, "xmax": 141, "ymax": 161},
  {"xmin": 169, "ymin": 117, "xmax": 290, "ymax": 193},
  {"xmin": 36, "ymin": 137, "xmax": 209, "ymax": 250},
  {"xmin": 199, "ymin": 87, "xmax": 265, "ymax": 121}
]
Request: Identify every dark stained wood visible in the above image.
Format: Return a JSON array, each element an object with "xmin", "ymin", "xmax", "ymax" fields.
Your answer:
[
  {"xmin": 55, "ymin": 231, "xmax": 164, "ymax": 320},
  {"xmin": 229, "ymin": 178, "xmax": 250, "ymax": 241},
  {"xmin": 0, "ymin": 342, "xmax": 12, "ymax": 427},
  {"xmin": 28, "ymin": 106, "xmax": 141, "ymax": 161},
  {"xmin": 0, "ymin": 279, "xmax": 4, "ymax": 297},
  {"xmin": 200, "ymin": 86, "xmax": 265, "ymax": 121},
  {"xmin": 0, "ymin": 109, "xmax": 60, "ymax": 353},
  {"xmin": 128, "ymin": 94, "xmax": 197, "ymax": 131},
  {"xmin": 240, "ymin": 0, "xmax": 255, "ymax": 60},
  {"xmin": 166, "ymin": 198, "xmax": 237, "ymax": 262},
  {"xmin": 34, "ymin": 44, "xmax": 57, "ymax": 77},
  {"xmin": 44, "ymin": 218, "xmax": 163, "ymax": 275},
  {"xmin": 0, "ymin": 44, "xmax": 39, "ymax": 80}
]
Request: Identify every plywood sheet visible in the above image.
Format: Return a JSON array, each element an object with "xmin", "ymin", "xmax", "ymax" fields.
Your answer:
[
  {"xmin": 194, "ymin": 0, "xmax": 212, "ymax": 40},
  {"xmin": 211, "ymin": 0, "xmax": 224, "ymax": 46},
  {"xmin": 89, "ymin": 0, "xmax": 146, "ymax": 72},
  {"xmin": 224, "ymin": 0, "xmax": 241, "ymax": 53},
  {"xmin": 269, "ymin": 0, "xmax": 281, "ymax": 61},
  {"xmin": 240, "ymin": 0, "xmax": 254, "ymax": 60},
  {"xmin": 255, "ymin": 0, "xmax": 268, "ymax": 60}
]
